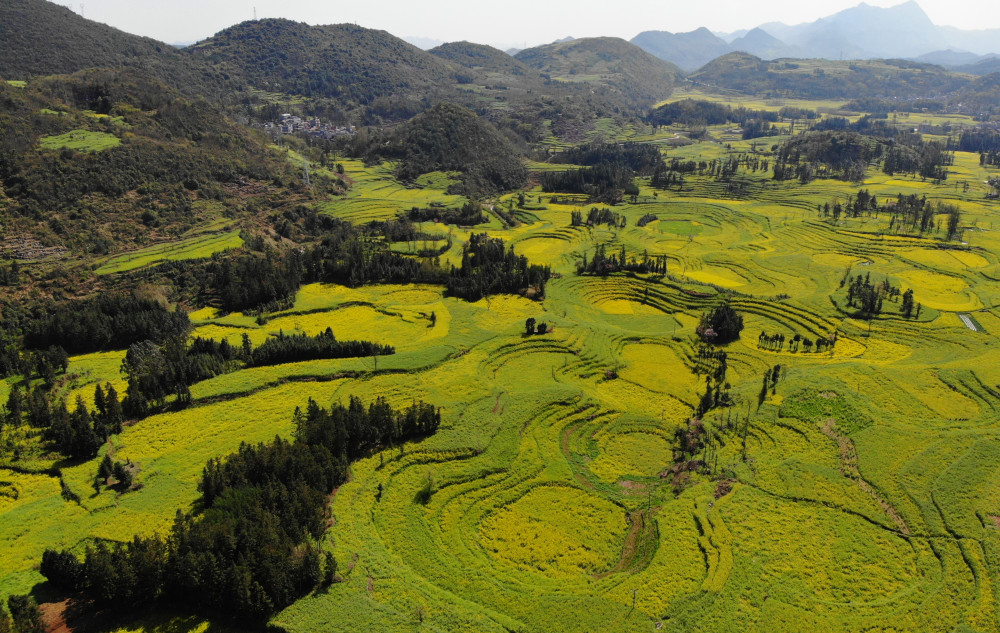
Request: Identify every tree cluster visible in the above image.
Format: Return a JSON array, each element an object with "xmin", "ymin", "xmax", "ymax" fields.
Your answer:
[
  {"xmin": 541, "ymin": 162, "xmax": 637, "ymax": 205},
  {"xmin": 40, "ymin": 396, "xmax": 441, "ymax": 624},
  {"xmin": 445, "ymin": 233, "xmax": 550, "ymax": 301},
  {"xmin": 22, "ymin": 294, "xmax": 190, "ymax": 355},
  {"xmin": 697, "ymin": 303, "xmax": 744, "ymax": 345},
  {"xmin": 554, "ymin": 142, "xmax": 664, "ymax": 175},
  {"xmin": 407, "ymin": 200, "xmax": 486, "ymax": 226}
]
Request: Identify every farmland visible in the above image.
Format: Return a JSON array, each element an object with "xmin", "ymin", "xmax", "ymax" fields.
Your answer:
[{"xmin": 4, "ymin": 94, "xmax": 1000, "ymax": 633}]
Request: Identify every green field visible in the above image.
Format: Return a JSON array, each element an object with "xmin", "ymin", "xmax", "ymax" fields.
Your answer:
[
  {"xmin": 38, "ymin": 129, "xmax": 121, "ymax": 152},
  {"xmin": 94, "ymin": 229, "xmax": 244, "ymax": 274},
  {"xmin": 5, "ymin": 97, "xmax": 1000, "ymax": 633}
]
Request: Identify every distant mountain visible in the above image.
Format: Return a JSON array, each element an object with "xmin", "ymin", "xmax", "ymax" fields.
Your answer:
[
  {"xmin": 631, "ymin": 28, "xmax": 730, "ymax": 72},
  {"xmin": 515, "ymin": 37, "xmax": 680, "ymax": 107},
  {"xmin": 717, "ymin": 30, "xmax": 749, "ymax": 44},
  {"xmin": 916, "ymin": 50, "xmax": 988, "ymax": 67},
  {"xmin": 729, "ymin": 28, "xmax": 796, "ymax": 60},
  {"xmin": 939, "ymin": 27, "xmax": 1000, "ymax": 56},
  {"xmin": 762, "ymin": 1, "xmax": 946, "ymax": 59},
  {"xmin": 955, "ymin": 57, "xmax": 1000, "ymax": 76},
  {"xmin": 638, "ymin": 3, "xmax": 1000, "ymax": 72}
]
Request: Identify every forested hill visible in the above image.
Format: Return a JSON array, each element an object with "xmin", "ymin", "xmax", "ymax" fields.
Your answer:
[
  {"xmin": 187, "ymin": 19, "xmax": 457, "ymax": 110},
  {"xmin": 384, "ymin": 103, "xmax": 528, "ymax": 197},
  {"xmin": 0, "ymin": 0, "xmax": 237, "ymax": 102},
  {"xmin": 430, "ymin": 41, "xmax": 535, "ymax": 75},
  {"xmin": 689, "ymin": 52, "xmax": 971, "ymax": 101},
  {"xmin": 515, "ymin": 37, "xmax": 681, "ymax": 108}
]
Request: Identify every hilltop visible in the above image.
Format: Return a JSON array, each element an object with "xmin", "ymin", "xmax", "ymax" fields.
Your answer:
[
  {"xmin": 187, "ymin": 19, "xmax": 456, "ymax": 115},
  {"xmin": 515, "ymin": 37, "xmax": 680, "ymax": 108},
  {"xmin": 430, "ymin": 41, "xmax": 533, "ymax": 75}
]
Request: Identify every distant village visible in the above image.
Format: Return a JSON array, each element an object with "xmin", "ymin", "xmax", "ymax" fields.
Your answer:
[{"xmin": 263, "ymin": 113, "xmax": 356, "ymax": 139}]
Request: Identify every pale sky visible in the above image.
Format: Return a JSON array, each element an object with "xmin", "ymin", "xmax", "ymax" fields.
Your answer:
[{"xmin": 52, "ymin": 0, "xmax": 1000, "ymax": 49}]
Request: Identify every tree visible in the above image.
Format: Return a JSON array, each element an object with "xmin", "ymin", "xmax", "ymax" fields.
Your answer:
[
  {"xmin": 945, "ymin": 205, "xmax": 962, "ymax": 241},
  {"xmin": 113, "ymin": 461, "xmax": 133, "ymax": 490},
  {"xmin": 901, "ymin": 288, "xmax": 915, "ymax": 318},
  {"xmin": 698, "ymin": 303, "xmax": 744, "ymax": 344},
  {"xmin": 323, "ymin": 552, "xmax": 338, "ymax": 586},
  {"xmin": 6, "ymin": 596, "xmax": 44, "ymax": 633},
  {"xmin": 4, "ymin": 386, "xmax": 24, "ymax": 427},
  {"xmin": 104, "ymin": 384, "xmax": 124, "ymax": 434},
  {"xmin": 40, "ymin": 549, "xmax": 84, "ymax": 591},
  {"xmin": 0, "ymin": 604, "xmax": 11, "ymax": 633},
  {"xmin": 525, "ymin": 318, "xmax": 536, "ymax": 335},
  {"xmin": 536, "ymin": 322, "xmax": 548, "ymax": 335}
]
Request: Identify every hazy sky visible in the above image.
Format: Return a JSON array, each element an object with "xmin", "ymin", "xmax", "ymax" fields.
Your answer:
[{"xmin": 52, "ymin": 0, "xmax": 1000, "ymax": 49}]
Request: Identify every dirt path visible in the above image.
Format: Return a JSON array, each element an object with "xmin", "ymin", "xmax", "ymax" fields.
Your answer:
[
  {"xmin": 596, "ymin": 509, "xmax": 658, "ymax": 579},
  {"xmin": 821, "ymin": 419, "xmax": 910, "ymax": 534}
]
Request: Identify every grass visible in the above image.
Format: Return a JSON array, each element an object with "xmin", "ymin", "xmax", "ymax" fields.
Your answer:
[
  {"xmin": 38, "ymin": 130, "xmax": 120, "ymax": 153},
  {"xmin": 7, "ymin": 98, "xmax": 1000, "ymax": 632}
]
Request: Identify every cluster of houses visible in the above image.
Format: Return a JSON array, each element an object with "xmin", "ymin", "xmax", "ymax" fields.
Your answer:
[{"xmin": 264, "ymin": 113, "xmax": 356, "ymax": 139}]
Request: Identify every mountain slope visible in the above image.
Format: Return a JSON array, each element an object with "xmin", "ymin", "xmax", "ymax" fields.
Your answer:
[
  {"xmin": 0, "ymin": 0, "xmax": 235, "ymax": 101},
  {"xmin": 0, "ymin": 69, "xmax": 296, "ymax": 256},
  {"xmin": 630, "ymin": 28, "xmax": 730, "ymax": 72},
  {"xmin": 0, "ymin": 0, "xmax": 170, "ymax": 77},
  {"xmin": 515, "ymin": 37, "xmax": 679, "ymax": 107},
  {"xmin": 955, "ymin": 57, "xmax": 1000, "ymax": 76}
]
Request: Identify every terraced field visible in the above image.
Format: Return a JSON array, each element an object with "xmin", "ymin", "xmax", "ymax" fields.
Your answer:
[{"xmin": 5, "ymin": 103, "xmax": 1000, "ymax": 633}]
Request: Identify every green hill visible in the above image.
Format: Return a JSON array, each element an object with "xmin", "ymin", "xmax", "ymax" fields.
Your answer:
[
  {"xmin": 430, "ymin": 41, "xmax": 531, "ymax": 75},
  {"xmin": 386, "ymin": 103, "xmax": 527, "ymax": 197},
  {"xmin": 690, "ymin": 52, "xmax": 970, "ymax": 99},
  {"xmin": 187, "ymin": 19, "xmax": 456, "ymax": 113},
  {"xmin": 515, "ymin": 37, "xmax": 680, "ymax": 108}
]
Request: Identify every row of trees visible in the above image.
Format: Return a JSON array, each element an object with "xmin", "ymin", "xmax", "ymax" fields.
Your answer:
[
  {"xmin": 40, "ymin": 397, "xmax": 441, "ymax": 624},
  {"xmin": 576, "ymin": 244, "xmax": 668, "ymax": 276},
  {"xmin": 757, "ymin": 331, "xmax": 836, "ymax": 353},
  {"xmin": 249, "ymin": 328, "xmax": 394, "ymax": 367}
]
